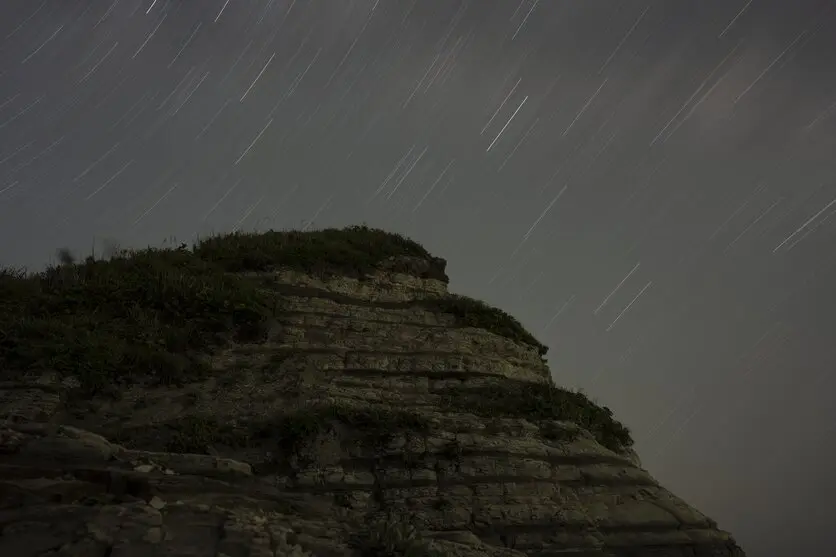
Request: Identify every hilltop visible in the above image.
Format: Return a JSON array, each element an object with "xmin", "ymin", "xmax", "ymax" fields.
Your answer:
[{"xmin": 0, "ymin": 225, "xmax": 744, "ymax": 556}]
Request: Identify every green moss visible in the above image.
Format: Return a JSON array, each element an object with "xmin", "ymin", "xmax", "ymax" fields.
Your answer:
[
  {"xmin": 420, "ymin": 294, "xmax": 548, "ymax": 356},
  {"xmin": 441, "ymin": 381, "xmax": 633, "ymax": 451}
]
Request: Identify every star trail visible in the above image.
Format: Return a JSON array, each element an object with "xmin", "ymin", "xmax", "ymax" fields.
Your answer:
[{"xmin": 2, "ymin": 2, "xmax": 836, "ymax": 555}]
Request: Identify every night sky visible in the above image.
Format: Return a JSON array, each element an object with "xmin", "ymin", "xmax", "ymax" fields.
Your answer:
[{"xmin": 2, "ymin": 1, "xmax": 836, "ymax": 555}]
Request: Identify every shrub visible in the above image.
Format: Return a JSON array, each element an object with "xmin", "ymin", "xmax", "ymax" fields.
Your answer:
[
  {"xmin": 0, "ymin": 245, "xmax": 272, "ymax": 393},
  {"xmin": 441, "ymin": 381, "xmax": 633, "ymax": 451},
  {"xmin": 420, "ymin": 294, "xmax": 548, "ymax": 356},
  {"xmin": 192, "ymin": 225, "xmax": 444, "ymax": 279},
  {"xmin": 352, "ymin": 512, "xmax": 441, "ymax": 557}
]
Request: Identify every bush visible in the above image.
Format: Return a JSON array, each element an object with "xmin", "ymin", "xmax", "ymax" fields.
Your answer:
[
  {"xmin": 0, "ymin": 245, "xmax": 272, "ymax": 393},
  {"xmin": 441, "ymin": 381, "xmax": 633, "ymax": 451},
  {"xmin": 192, "ymin": 225, "xmax": 445, "ymax": 279},
  {"xmin": 352, "ymin": 512, "xmax": 441, "ymax": 557},
  {"xmin": 420, "ymin": 294, "xmax": 548, "ymax": 356}
]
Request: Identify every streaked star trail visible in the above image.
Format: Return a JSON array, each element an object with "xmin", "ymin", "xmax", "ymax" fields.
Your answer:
[{"xmin": 2, "ymin": 2, "xmax": 836, "ymax": 555}]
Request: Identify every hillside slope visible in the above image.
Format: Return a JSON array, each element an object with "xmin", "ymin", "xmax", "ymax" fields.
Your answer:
[{"xmin": 0, "ymin": 225, "xmax": 746, "ymax": 557}]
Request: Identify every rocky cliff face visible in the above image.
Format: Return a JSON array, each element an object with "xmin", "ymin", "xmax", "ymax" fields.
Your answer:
[{"xmin": 0, "ymin": 226, "xmax": 746, "ymax": 557}]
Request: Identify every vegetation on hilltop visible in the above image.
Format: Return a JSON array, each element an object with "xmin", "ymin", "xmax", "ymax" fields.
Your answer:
[
  {"xmin": 1, "ymin": 226, "xmax": 421, "ymax": 390},
  {"xmin": 0, "ymin": 224, "xmax": 630, "ymax": 449},
  {"xmin": 442, "ymin": 381, "xmax": 633, "ymax": 451}
]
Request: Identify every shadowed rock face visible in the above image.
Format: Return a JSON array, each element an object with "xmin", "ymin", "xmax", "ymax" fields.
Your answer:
[{"xmin": 0, "ymin": 226, "xmax": 746, "ymax": 557}]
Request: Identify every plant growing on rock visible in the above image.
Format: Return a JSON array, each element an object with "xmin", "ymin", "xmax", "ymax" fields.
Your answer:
[
  {"xmin": 0, "ymin": 224, "xmax": 628, "ymax": 456},
  {"xmin": 442, "ymin": 380, "xmax": 633, "ymax": 451},
  {"xmin": 420, "ymin": 294, "xmax": 548, "ymax": 356},
  {"xmin": 352, "ymin": 512, "xmax": 441, "ymax": 557}
]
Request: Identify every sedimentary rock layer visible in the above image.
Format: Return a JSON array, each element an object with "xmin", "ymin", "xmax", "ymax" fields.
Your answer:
[{"xmin": 0, "ymin": 226, "xmax": 746, "ymax": 556}]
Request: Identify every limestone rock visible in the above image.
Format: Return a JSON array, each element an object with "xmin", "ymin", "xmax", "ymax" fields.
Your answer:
[{"xmin": 0, "ymin": 226, "xmax": 746, "ymax": 556}]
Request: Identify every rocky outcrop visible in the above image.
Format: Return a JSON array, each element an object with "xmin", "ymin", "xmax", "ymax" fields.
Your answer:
[{"xmin": 0, "ymin": 226, "xmax": 746, "ymax": 556}]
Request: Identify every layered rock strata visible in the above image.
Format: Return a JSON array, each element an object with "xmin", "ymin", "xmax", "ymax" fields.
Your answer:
[{"xmin": 0, "ymin": 226, "xmax": 746, "ymax": 557}]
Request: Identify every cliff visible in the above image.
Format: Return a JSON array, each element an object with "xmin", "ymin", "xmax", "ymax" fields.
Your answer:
[{"xmin": 0, "ymin": 225, "xmax": 746, "ymax": 557}]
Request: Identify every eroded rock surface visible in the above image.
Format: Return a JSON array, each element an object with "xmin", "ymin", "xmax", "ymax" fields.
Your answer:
[{"xmin": 0, "ymin": 238, "xmax": 746, "ymax": 557}]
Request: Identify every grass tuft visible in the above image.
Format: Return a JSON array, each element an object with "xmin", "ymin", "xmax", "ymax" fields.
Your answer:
[
  {"xmin": 352, "ymin": 512, "xmax": 441, "ymax": 557},
  {"xmin": 441, "ymin": 381, "xmax": 633, "ymax": 451},
  {"xmin": 421, "ymin": 294, "xmax": 548, "ymax": 356}
]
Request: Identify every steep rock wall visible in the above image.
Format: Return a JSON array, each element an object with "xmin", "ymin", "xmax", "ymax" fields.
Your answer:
[{"xmin": 0, "ymin": 226, "xmax": 746, "ymax": 557}]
